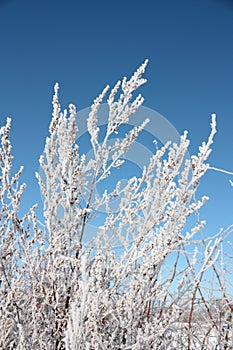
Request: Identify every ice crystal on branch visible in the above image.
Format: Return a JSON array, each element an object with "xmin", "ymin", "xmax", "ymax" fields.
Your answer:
[{"xmin": 0, "ymin": 61, "xmax": 233, "ymax": 349}]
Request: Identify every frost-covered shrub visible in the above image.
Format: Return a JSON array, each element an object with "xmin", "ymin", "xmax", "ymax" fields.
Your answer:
[{"xmin": 0, "ymin": 61, "xmax": 232, "ymax": 349}]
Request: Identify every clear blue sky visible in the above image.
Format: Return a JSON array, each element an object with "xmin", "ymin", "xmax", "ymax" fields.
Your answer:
[{"xmin": 0, "ymin": 0, "xmax": 232, "ymax": 238}]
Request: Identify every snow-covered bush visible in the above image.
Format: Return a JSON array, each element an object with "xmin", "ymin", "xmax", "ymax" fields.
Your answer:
[{"xmin": 0, "ymin": 61, "xmax": 232, "ymax": 349}]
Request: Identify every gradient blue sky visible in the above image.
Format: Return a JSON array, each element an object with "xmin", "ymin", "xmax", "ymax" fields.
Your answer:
[{"xmin": 0, "ymin": 0, "xmax": 232, "ymax": 239}]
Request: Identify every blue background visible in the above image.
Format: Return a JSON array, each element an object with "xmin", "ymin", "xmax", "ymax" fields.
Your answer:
[{"xmin": 0, "ymin": 0, "xmax": 232, "ymax": 239}]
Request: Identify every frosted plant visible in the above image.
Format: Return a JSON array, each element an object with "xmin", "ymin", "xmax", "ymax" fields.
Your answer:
[{"xmin": 0, "ymin": 61, "xmax": 232, "ymax": 349}]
